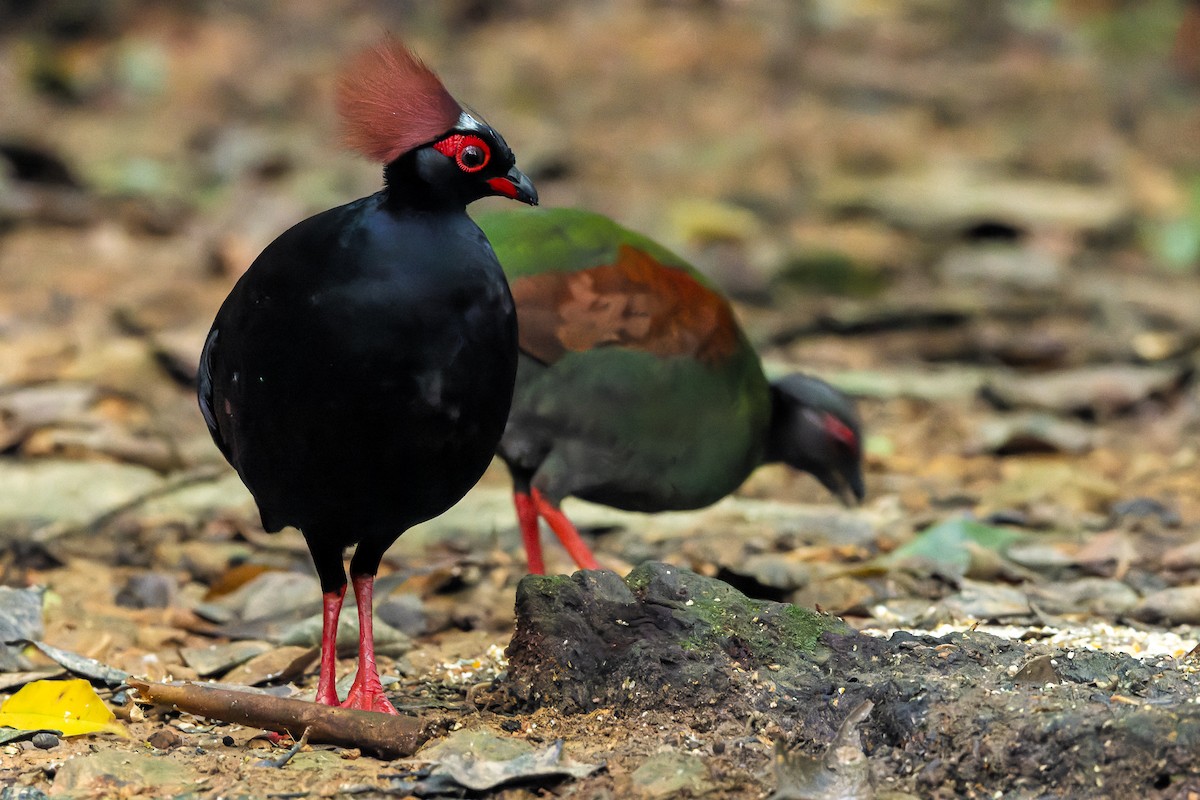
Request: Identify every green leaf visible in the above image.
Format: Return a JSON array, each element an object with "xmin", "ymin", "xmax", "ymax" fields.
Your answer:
[
  {"xmin": 1150, "ymin": 218, "xmax": 1200, "ymax": 273},
  {"xmin": 884, "ymin": 517, "xmax": 1025, "ymax": 580}
]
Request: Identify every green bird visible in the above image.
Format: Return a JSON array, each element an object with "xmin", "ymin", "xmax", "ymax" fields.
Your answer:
[{"xmin": 477, "ymin": 207, "xmax": 864, "ymax": 575}]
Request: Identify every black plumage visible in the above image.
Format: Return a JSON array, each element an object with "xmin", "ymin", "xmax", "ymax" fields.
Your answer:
[{"xmin": 198, "ymin": 38, "xmax": 535, "ymax": 712}]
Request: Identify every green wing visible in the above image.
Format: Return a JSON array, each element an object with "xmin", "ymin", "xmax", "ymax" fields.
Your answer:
[
  {"xmin": 481, "ymin": 206, "xmax": 775, "ymax": 509},
  {"xmin": 475, "ymin": 207, "xmax": 700, "ymax": 281}
]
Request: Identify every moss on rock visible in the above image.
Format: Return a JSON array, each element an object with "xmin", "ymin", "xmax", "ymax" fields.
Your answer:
[{"xmin": 504, "ymin": 561, "xmax": 849, "ymax": 715}]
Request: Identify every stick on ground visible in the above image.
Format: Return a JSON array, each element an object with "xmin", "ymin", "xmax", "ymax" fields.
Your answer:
[{"xmin": 129, "ymin": 679, "xmax": 430, "ymax": 759}]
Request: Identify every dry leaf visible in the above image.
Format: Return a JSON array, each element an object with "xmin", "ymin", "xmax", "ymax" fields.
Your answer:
[{"xmin": 0, "ymin": 678, "xmax": 129, "ymax": 738}]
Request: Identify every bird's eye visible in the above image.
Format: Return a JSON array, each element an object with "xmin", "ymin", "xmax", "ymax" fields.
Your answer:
[
  {"xmin": 432, "ymin": 134, "xmax": 492, "ymax": 173},
  {"xmin": 456, "ymin": 137, "xmax": 490, "ymax": 173},
  {"xmin": 460, "ymin": 145, "xmax": 486, "ymax": 169}
]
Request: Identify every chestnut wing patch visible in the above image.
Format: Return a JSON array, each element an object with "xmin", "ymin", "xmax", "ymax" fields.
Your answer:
[{"xmin": 511, "ymin": 245, "xmax": 740, "ymax": 366}]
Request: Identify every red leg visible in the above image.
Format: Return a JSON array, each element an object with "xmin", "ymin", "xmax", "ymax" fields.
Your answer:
[
  {"xmin": 340, "ymin": 573, "xmax": 398, "ymax": 715},
  {"xmin": 531, "ymin": 489, "xmax": 600, "ymax": 571},
  {"xmin": 314, "ymin": 586, "xmax": 346, "ymax": 706},
  {"xmin": 514, "ymin": 491, "xmax": 545, "ymax": 575}
]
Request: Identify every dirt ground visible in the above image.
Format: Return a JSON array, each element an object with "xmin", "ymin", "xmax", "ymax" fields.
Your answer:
[{"xmin": 2, "ymin": 1, "xmax": 1200, "ymax": 797}]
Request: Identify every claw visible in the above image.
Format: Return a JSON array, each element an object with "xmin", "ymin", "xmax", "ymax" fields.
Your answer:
[{"xmin": 341, "ymin": 676, "xmax": 398, "ymax": 715}]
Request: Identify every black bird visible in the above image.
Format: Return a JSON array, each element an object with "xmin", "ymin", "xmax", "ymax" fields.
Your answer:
[
  {"xmin": 477, "ymin": 208, "xmax": 863, "ymax": 574},
  {"xmin": 198, "ymin": 38, "xmax": 536, "ymax": 713}
]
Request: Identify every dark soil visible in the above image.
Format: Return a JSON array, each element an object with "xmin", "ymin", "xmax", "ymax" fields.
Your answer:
[{"xmin": 502, "ymin": 562, "xmax": 1200, "ymax": 798}]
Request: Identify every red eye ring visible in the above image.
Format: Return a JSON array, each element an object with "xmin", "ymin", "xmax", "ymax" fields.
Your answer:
[
  {"xmin": 432, "ymin": 134, "xmax": 491, "ymax": 173},
  {"xmin": 823, "ymin": 412, "xmax": 859, "ymax": 454}
]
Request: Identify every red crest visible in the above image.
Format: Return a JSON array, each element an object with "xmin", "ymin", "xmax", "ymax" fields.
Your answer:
[{"xmin": 336, "ymin": 36, "xmax": 463, "ymax": 164}]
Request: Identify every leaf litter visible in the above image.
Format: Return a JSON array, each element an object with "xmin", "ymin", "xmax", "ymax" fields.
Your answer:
[
  {"xmin": 398, "ymin": 729, "xmax": 600, "ymax": 794},
  {"xmin": 0, "ymin": 1, "xmax": 1199, "ymax": 798}
]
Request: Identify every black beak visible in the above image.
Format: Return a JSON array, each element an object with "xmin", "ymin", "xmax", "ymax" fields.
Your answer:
[
  {"xmin": 818, "ymin": 462, "xmax": 865, "ymax": 508},
  {"xmin": 487, "ymin": 165, "xmax": 538, "ymax": 206},
  {"xmin": 840, "ymin": 465, "xmax": 866, "ymax": 507}
]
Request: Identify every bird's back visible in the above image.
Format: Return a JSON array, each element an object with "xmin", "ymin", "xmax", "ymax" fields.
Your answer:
[
  {"xmin": 478, "ymin": 207, "xmax": 770, "ymax": 511},
  {"xmin": 202, "ymin": 195, "xmax": 517, "ymax": 538}
]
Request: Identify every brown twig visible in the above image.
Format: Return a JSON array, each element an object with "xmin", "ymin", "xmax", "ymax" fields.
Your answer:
[
  {"xmin": 258, "ymin": 725, "xmax": 311, "ymax": 768},
  {"xmin": 129, "ymin": 679, "xmax": 429, "ymax": 760}
]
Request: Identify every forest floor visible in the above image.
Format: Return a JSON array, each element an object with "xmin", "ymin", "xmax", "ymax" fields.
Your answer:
[{"xmin": 2, "ymin": 1, "xmax": 1200, "ymax": 797}]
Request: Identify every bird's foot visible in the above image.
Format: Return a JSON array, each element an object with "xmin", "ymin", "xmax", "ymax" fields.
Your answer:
[
  {"xmin": 531, "ymin": 488, "xmax": 600, "ymax": 571},
  {"xmin": 314, "ymin": 684, "xmax": 342, "ymax": 706},
  {"xmin": 513, "ymin": 491, "xmax": 546, "ymax": 574},
  {"xmin": 340, "ymin": 675, "xmax": 398, "ymax": 715}
]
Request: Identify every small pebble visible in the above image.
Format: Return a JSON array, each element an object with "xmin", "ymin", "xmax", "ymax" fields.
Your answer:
[
  {"xmin": 147, "ymin": 729, "xmax": 181, "ymax": 750},
  {"xmin": 31, "ymin": 732, "xmax": 59, "ymax": 750},
  {"xmin": 115, "ymin": 572, "xmax": 176, "ymax": 609},
  {"xmin": 375, "ymin": 593, "xmax": 427, "ymax": 637},
  {"xmin": 0, "ymin": 783, "xmax": 53, "ymax": 800}
]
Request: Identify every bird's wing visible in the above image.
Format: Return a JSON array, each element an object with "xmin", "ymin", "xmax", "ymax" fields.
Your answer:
[
  {"xmin": 510, "ymin": 244, "xmax": 741, "ymax": 367},
  {"xmin": 196, "ymin": 327, "xmax": 232, "ymax": 461},
  {"xmin": 479, "ymin": 206, "xmax": 691, "ymax": 281}
]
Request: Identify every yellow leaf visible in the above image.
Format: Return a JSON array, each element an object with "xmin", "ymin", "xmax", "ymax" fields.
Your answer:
[{"xmin": 0, "ymin": 679, "xmax": 129, "ymax": 738}]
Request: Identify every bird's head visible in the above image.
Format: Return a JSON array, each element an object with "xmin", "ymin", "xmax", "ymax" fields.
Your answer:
[
  {"xmin": 764, "ymin": 373, "xmax": 865, "ymax": 506},
  {"xmin": 336, "ymin": 36, "xmax": 537, "ymax": 207}
]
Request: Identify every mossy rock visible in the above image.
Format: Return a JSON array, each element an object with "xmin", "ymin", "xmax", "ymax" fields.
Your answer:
[
  {"xmin": 504, "ymin": 561, "xmax": 850, "ymax": 715},
  {"xmin": 503, "ymin": 562, "xmax": 1200, "ymax": 795}
]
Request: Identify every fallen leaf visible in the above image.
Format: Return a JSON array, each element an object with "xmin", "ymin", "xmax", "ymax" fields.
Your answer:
[
  {"xmin": 981, "ymin": 364, "xmax": 1185, "ymax": 416},
  {"xmin": 790, "ymin": 576, "xmax": 878, "ymax": 616},
  {"xmin": 179, "ymin": 640, "xmax": 272, "ymax": 678},
  {"xmin": 1132, "ymin": 586, "xmax": 1200, "ymax": 625},
  {"xmin": 0, "ymin": 679, "xmax": 129, "ymax": 738},
  {"xmin": 1012, "ymin": 654, "xmax": 1060, "ymax": 685},
  {"xmin": 0, "ymin": 383, "xmax": 97, "ymax": 450},
  {"xmin": 409, "ymin": 729, "xmax": 601, "ymax": 793},
  {"xmin": 629, "ymin": 749, "xmax": 711, "ymax": 798},
  {"xmin": 49, "ymin": 749, "xmax": 195, "ymax": 794},
  {"xmin": 882, "ymin": 517, "xmax": 1025, "ymax": 580},
  {"xmin": 0, "ymin": 667, "xmax": 66, "ymax": 692},
  {"xmin": 932, "ymin": 580, "xmax": 1032, "ymax": 623},
  {"xmin": 204, "ymin": 563, "xmax": 279, "ymax": 600},
  {"xmin": 769, "ymin": 699, "xmax": 874, "ymax": 800},
  {"xmin": 1073, "ymin": 530, "xmax": 1140, "ymax": 578},
  {"xmin": 0, "ymin": 586, "xmax": 45, "ymax": 671},
  {"xmin": 1023, "ymin": 577, "xmax": 1138, "ymax": 617},
  {"xmin": 970, "ymin": 412, "xmax": 1094, "ymax": 455},
  {"xmin": 983, "ymin": 459, "xmax": 1118, "ymax": 514},
  {"xmin": 221, "ymin": 645, "xmax": 317, "ymax": 687},
  {"xmin": 24, "ymin": 640, "xmax": 129, "ymax": 685},
  {"xmin": 0, "ymin": 726, "xmax": 57, "ymax": 744}
]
